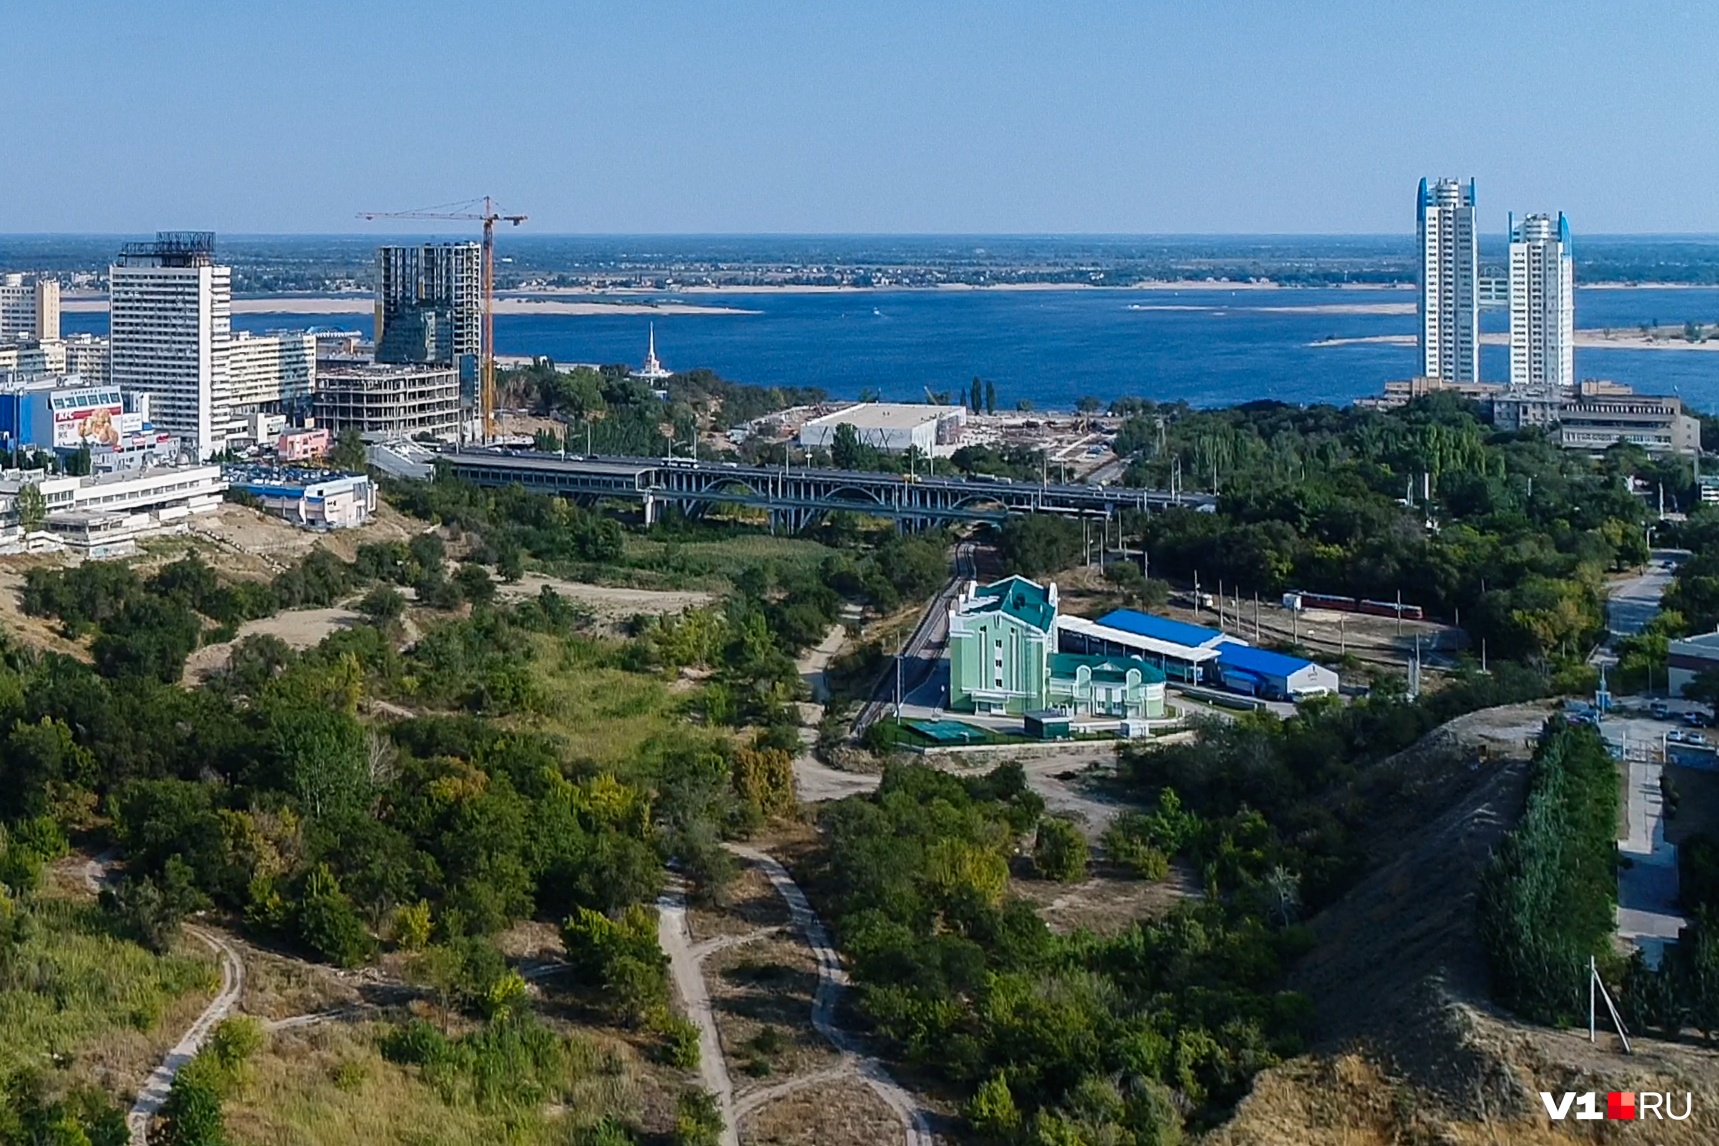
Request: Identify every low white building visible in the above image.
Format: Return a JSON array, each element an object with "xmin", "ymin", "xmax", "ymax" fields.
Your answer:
[
  {"xmin": 797, "ymin": 402, "xmax": 966, "ymax": 457},
  {"xmin": 0, "ymin": 464, "xmax": 226, "ymax": 557}
]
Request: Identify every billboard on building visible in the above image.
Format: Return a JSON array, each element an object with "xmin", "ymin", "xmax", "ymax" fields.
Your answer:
[{"xmin": 50, "ymin": 389, "xmax": 137, "ymax": 447}]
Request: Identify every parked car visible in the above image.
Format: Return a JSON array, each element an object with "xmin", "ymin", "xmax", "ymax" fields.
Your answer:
[
  {"xmin": 1685, "ymin": 711, "xmax": 1707, "ymax": 727},
  {"xmin": 1652, "ymin": 700, "xmax": 1670, "ymax": 718}
]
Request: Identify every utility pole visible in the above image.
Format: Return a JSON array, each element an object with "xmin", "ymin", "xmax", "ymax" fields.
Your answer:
[
  {"xmin": 1253, "ymin": 592, "xmax": 1260, "ymax": 643},
  {"xmin": 1193, "ymin": 571, "xmax": 1201, "ymax": 614}
]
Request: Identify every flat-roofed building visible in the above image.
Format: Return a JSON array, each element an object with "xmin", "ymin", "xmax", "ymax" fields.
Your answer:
[
  {"xmin": 224, "ymin": 466, "xmax": 374, "ymax": 529},
  {"xmin": 315, "ymin": 362, "xmax": 460, "ymax": 440},
  {"xmin": 1669, "ymin": 630, "xmax": 1719, "ymax": 699},
  {"xmin": 108, "ymin": 232, "xmax": 237, "ymax": 458},
  {"xmin": 797, "ymin": 402, "xmax": 966, "ymax": 457},
  {"xmin": 226, "ymin": 330, "xmax": 315, "ymax": 416},
  {"xmin": 0, "ymin": 274, "xmax": 59, "ymax": 340}
]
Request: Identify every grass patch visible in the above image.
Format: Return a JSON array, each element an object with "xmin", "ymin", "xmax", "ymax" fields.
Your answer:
[
  {"xmin": 619, "ymin": 533, "xmax": 837, "ymax": 587},
  {"xmin": 0, "ymin": 896, "xmax": 216, "ymax": 1075},
  {"xmin": 510, "ymin": 633, "xmax": 692, "ymax": 769},
  {"xmin": 228, "ymin": 1021, "xmax": 645, "ymax": 1146}
]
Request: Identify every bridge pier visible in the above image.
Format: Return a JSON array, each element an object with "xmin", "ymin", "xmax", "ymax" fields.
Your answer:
[{"xmin": 642, "ymin": 494, "xmax": 657, "ymax": 526}]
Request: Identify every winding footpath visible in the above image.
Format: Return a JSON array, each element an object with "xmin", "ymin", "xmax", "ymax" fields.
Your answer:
[
  {"xmin": 126, "ymin": 927, "xmax": 245, "ymax": 1145},
  {"xmin": 658, "ymin": 881, "xmax": 742, "ymax": 1146},
  {"xmin": 727, "ymin": 845, "xmax": 932, "ymax": 1146},
  {"xmin": 81, "ymin": 855, "xmax": 249, "ymax": 1146}
]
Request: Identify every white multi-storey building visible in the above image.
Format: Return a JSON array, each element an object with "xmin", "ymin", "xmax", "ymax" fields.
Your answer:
[
  {"xmin": 0, "ymin": 274, "xmax": 59, "ymax": 341},
  {"xmin": 1418, "ymin": 178, "xmax": 1480, "ymax": 383},
  {"xmin": 109, "ymin": 233, "xmax": 236, "ymax": 459},
  {"xmin": 1508, "ymin": 212, "xmax": 1574, "ymax": 390},
  {"xmin": 226, "ymin": 330, "xmax": 315, "ymax": 416}
]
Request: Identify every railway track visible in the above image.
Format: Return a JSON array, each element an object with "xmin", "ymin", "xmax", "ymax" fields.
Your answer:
[{"xmin": 853, "ymin": 540, "xmax": 976, "ymax": 734}]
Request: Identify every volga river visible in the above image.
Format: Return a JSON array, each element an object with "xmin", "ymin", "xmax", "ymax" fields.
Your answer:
[{"xmin": 61, "ymin": 286, "xmax": 1719, "ymax": 411}]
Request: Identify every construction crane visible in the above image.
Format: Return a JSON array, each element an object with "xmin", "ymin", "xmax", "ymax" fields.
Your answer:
[{"xmin": 359, "ymin": 196, "xmax": 527, "ymax": 442}]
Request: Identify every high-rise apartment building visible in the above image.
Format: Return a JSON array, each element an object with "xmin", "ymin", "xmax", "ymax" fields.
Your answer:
[
  {"xmin": 374, "ymin": 243, "xmax": 482, "ymax": 382},
  {"xmin": 226, "ymin": 330, "xmax": 316, "ymax": 416},
  {"xmin": 1508, "ymin": 212, "xmax": 1574, "ymax": 391},
  {"xmin": 109, "ymin": 232, "xmax": 235, "ymax": 459},
  {"xmin": 1417, "ymin": 178, "xmax": 1480, "ymax": 383},
  {"xmin": 0, "ymin": 274, "xmax": 60, "ymax": 341}
]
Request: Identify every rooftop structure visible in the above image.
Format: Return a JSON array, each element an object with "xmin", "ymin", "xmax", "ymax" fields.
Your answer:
[
  {"xmin": 1357, "ymin": 375, "xmax": 1503, "ymax": 411},
  {"xmin": 1418, "ymin": 177, "xmax": 1480, "ymax": 383},
  {"xmin": 1057, "ymin": 608, "xmax": 1338, "ymax": 699},
  {"xmin": 796, "ymin": 401, "xmax": 966, "ymax": 457}
]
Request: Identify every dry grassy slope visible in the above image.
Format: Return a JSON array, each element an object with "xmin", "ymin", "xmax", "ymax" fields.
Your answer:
[{"xmin": 1212, "ymin": 701, "xmax": 1719, "ymax": 1144}]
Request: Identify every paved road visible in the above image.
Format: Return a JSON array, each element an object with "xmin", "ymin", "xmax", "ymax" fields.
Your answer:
[
  {"xmin": 854, "ymin": 541, "xmax": 977, "ymax": 733},
  {"xmin": 1601, "ymin": 550, "xmax": 1692, "ymax": 967},
  {"xmin": 1602, "ymin": 549, "xmax": 1687, "ymax": 645}
]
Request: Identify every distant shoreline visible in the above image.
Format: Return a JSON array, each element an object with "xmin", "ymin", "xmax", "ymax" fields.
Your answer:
[
  {"xmin": 1313, "ymin": 329, "xmax": 1719, "ymax": 351},
  {"xmin": 60, "ymin": 296, "xmax": 760, "ymax": 317}
]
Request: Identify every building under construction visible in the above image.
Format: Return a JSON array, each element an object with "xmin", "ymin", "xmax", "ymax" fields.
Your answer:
[
  {"xmin": 374, "ymin": 243, "xmax": 482, "ymax": 392},
  {"xmin": 314, "ymin": 363, "xmax": 460, "ymax": 440}
]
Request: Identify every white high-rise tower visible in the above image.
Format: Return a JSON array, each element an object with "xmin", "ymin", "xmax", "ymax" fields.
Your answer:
[
  {"xmin": 1418, "ymin": 178, "xmax": 1480, "ymax": 383},
  {"xmin": 109, "ymin": 232, "xmax": 235, "ymax": 459},
  {"xmin": 1508, "ymin": 212, "xmax": 1574, "ymax": 390}
]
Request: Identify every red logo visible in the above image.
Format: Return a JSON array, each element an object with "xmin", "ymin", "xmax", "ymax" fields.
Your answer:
[{"xmin": 1607, "ymin": 1092, "xmax": 1636, "ymax": 1121}]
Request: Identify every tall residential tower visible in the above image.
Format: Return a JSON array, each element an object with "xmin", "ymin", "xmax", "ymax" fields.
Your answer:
[
  {"xmin": 374, "ymin": 243, "xmax": 482, "ymax": 375},
  {"xmin": 1508, "ymin": 212, "xmax": 1574, "ymax": 390},
  {"xmin": 1417, "ymin": 178, "xmax": 1480, "ymax": 383},
  {"xmin": 109, "ymin": 232, "xmax": 234, "ymax": 459},
  {"xmin": 0, "ymin": 274, "xmax": 60, "ymax": 341}
]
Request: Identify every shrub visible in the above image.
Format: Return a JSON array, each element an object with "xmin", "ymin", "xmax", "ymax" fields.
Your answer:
[
  {"xmin": 296, "ymin": 864, "xmax": 375, "ymax": 967},
  {"xmin": 1033, "ymin": 817, "xmax": 1088, "ymax": 882},
  {"xmin": 673, "ymin": 1088, "xmax": 723, "ymax": 1146}
]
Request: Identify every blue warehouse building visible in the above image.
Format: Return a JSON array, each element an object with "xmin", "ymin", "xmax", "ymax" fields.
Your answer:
[{"xmin": 1055, "ymin": 607, "xmax": 1338, "ymax": 701}]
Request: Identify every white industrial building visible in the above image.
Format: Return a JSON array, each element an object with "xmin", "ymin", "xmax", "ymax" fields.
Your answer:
[
  {"xmin": 226, "ymin": 330, "xmax": 316, "ymax": 416},
  {"xmin": 0, "ymin": 274, "xmax": 59, "ymax": 340},
  {"xmin": 1508, "ymin": 212, "xmax": 1574, "ymax": 390},
  {"xmin": 1418, "ymin": 177, "xmax": 1480, "ymax": 384},
  {"xmin": 109, "ymin": 233, "xmax": 238, "ymax": 460},
  {"xmin": 796, "ymin": 402, "xmax": 966, "ymax": 457},
  {"xmin": 0, "ymin": 464, "xmax": 226, "ymax": 558}
]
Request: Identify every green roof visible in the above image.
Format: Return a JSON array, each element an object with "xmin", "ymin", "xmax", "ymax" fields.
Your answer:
[
  {"xmin": 967, "ymin": 576, "xmax": 1056, "ymax": 633},
  {"xmin": 1049, "ymin": 652, "xmax": 1167, "ymax": 686}
]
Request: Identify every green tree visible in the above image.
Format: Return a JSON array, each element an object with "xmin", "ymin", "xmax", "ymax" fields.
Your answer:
[
  {"xmin": 15, "ymin": 481, "xmax": 46, "ymax": 532},
  {"xmin": 1684, "ymin": 667, "xmax": 1719, "ymax": 713},
  {"xmin": 970, "ymin": 377, "xmax": 984, "ymax": 414},
  {"xmin": 330, "ymin": 429, "xmax": 368, "ymax": 472},
  {"xmin": 151, "ymin": 1055, "xmax": 228, "ymax": 1146},
  {"xmin": 831, "ymin": 422, "xmax": 866, "ymax": 470},
  {"xmin": 1033, "ymin": 817, "xmax": 1088, "ymax": 882},
  {"xmin": 984, "ymin": 379, "xmax": 997, "ymax": 415},
  {"xmin": 357, "ymin": 585, "xmax": 406, "ymax": 623},
  {"xmin": 295, "ymin": 863, "xmax": 375, "ymax": 967}
]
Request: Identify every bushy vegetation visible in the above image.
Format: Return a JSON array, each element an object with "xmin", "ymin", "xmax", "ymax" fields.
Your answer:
[
  {"xmin": 809, "ymin": 762, "xmax": 1304, "ymax": 1138},
  {"xmin": 1478, "ymin": 723, "xmax": 1619, "ymax": 1024},
  {"xmin": 1106, "ymin": 397, "xmax": 1670, "ymax": 673}
]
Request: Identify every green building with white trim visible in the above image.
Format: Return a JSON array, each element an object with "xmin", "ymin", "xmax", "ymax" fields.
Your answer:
[{"xmin": 947, "ymin": 576, "xmax": 1166, "ymax": 719}]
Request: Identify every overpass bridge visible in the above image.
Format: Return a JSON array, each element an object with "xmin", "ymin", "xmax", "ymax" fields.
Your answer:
[{"xmin": 440, "ymin": 448, "xmax": 1213, "ymax": 529}]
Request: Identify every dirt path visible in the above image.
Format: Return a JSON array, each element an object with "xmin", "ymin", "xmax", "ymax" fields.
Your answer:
[
  {"xmin": 658, "ymin": 881, "xmax": 740, "ymax": 1146},
  {"xmin": 728, "ymin": 845, "xmax": 932, "ymax": 1146},
  {"xmin": 127, "ymin": 926, "xmax": 245, "ymax": 1145}
]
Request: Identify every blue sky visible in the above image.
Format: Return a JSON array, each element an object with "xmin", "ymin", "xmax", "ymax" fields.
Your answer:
[{"xmin": 5, "ymin": 1, "xmax": 1714, "ymax": 234}]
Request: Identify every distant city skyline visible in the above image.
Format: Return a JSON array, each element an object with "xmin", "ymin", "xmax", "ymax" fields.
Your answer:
[{"xmin": 6, "ymin": 2, "xmax": 1718, "ymax": 235}]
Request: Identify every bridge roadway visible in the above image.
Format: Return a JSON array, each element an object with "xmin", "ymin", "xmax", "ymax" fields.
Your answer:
[{"xmin": 440, "ymin": 448, "xmax": 1214, "ymax": 527}]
